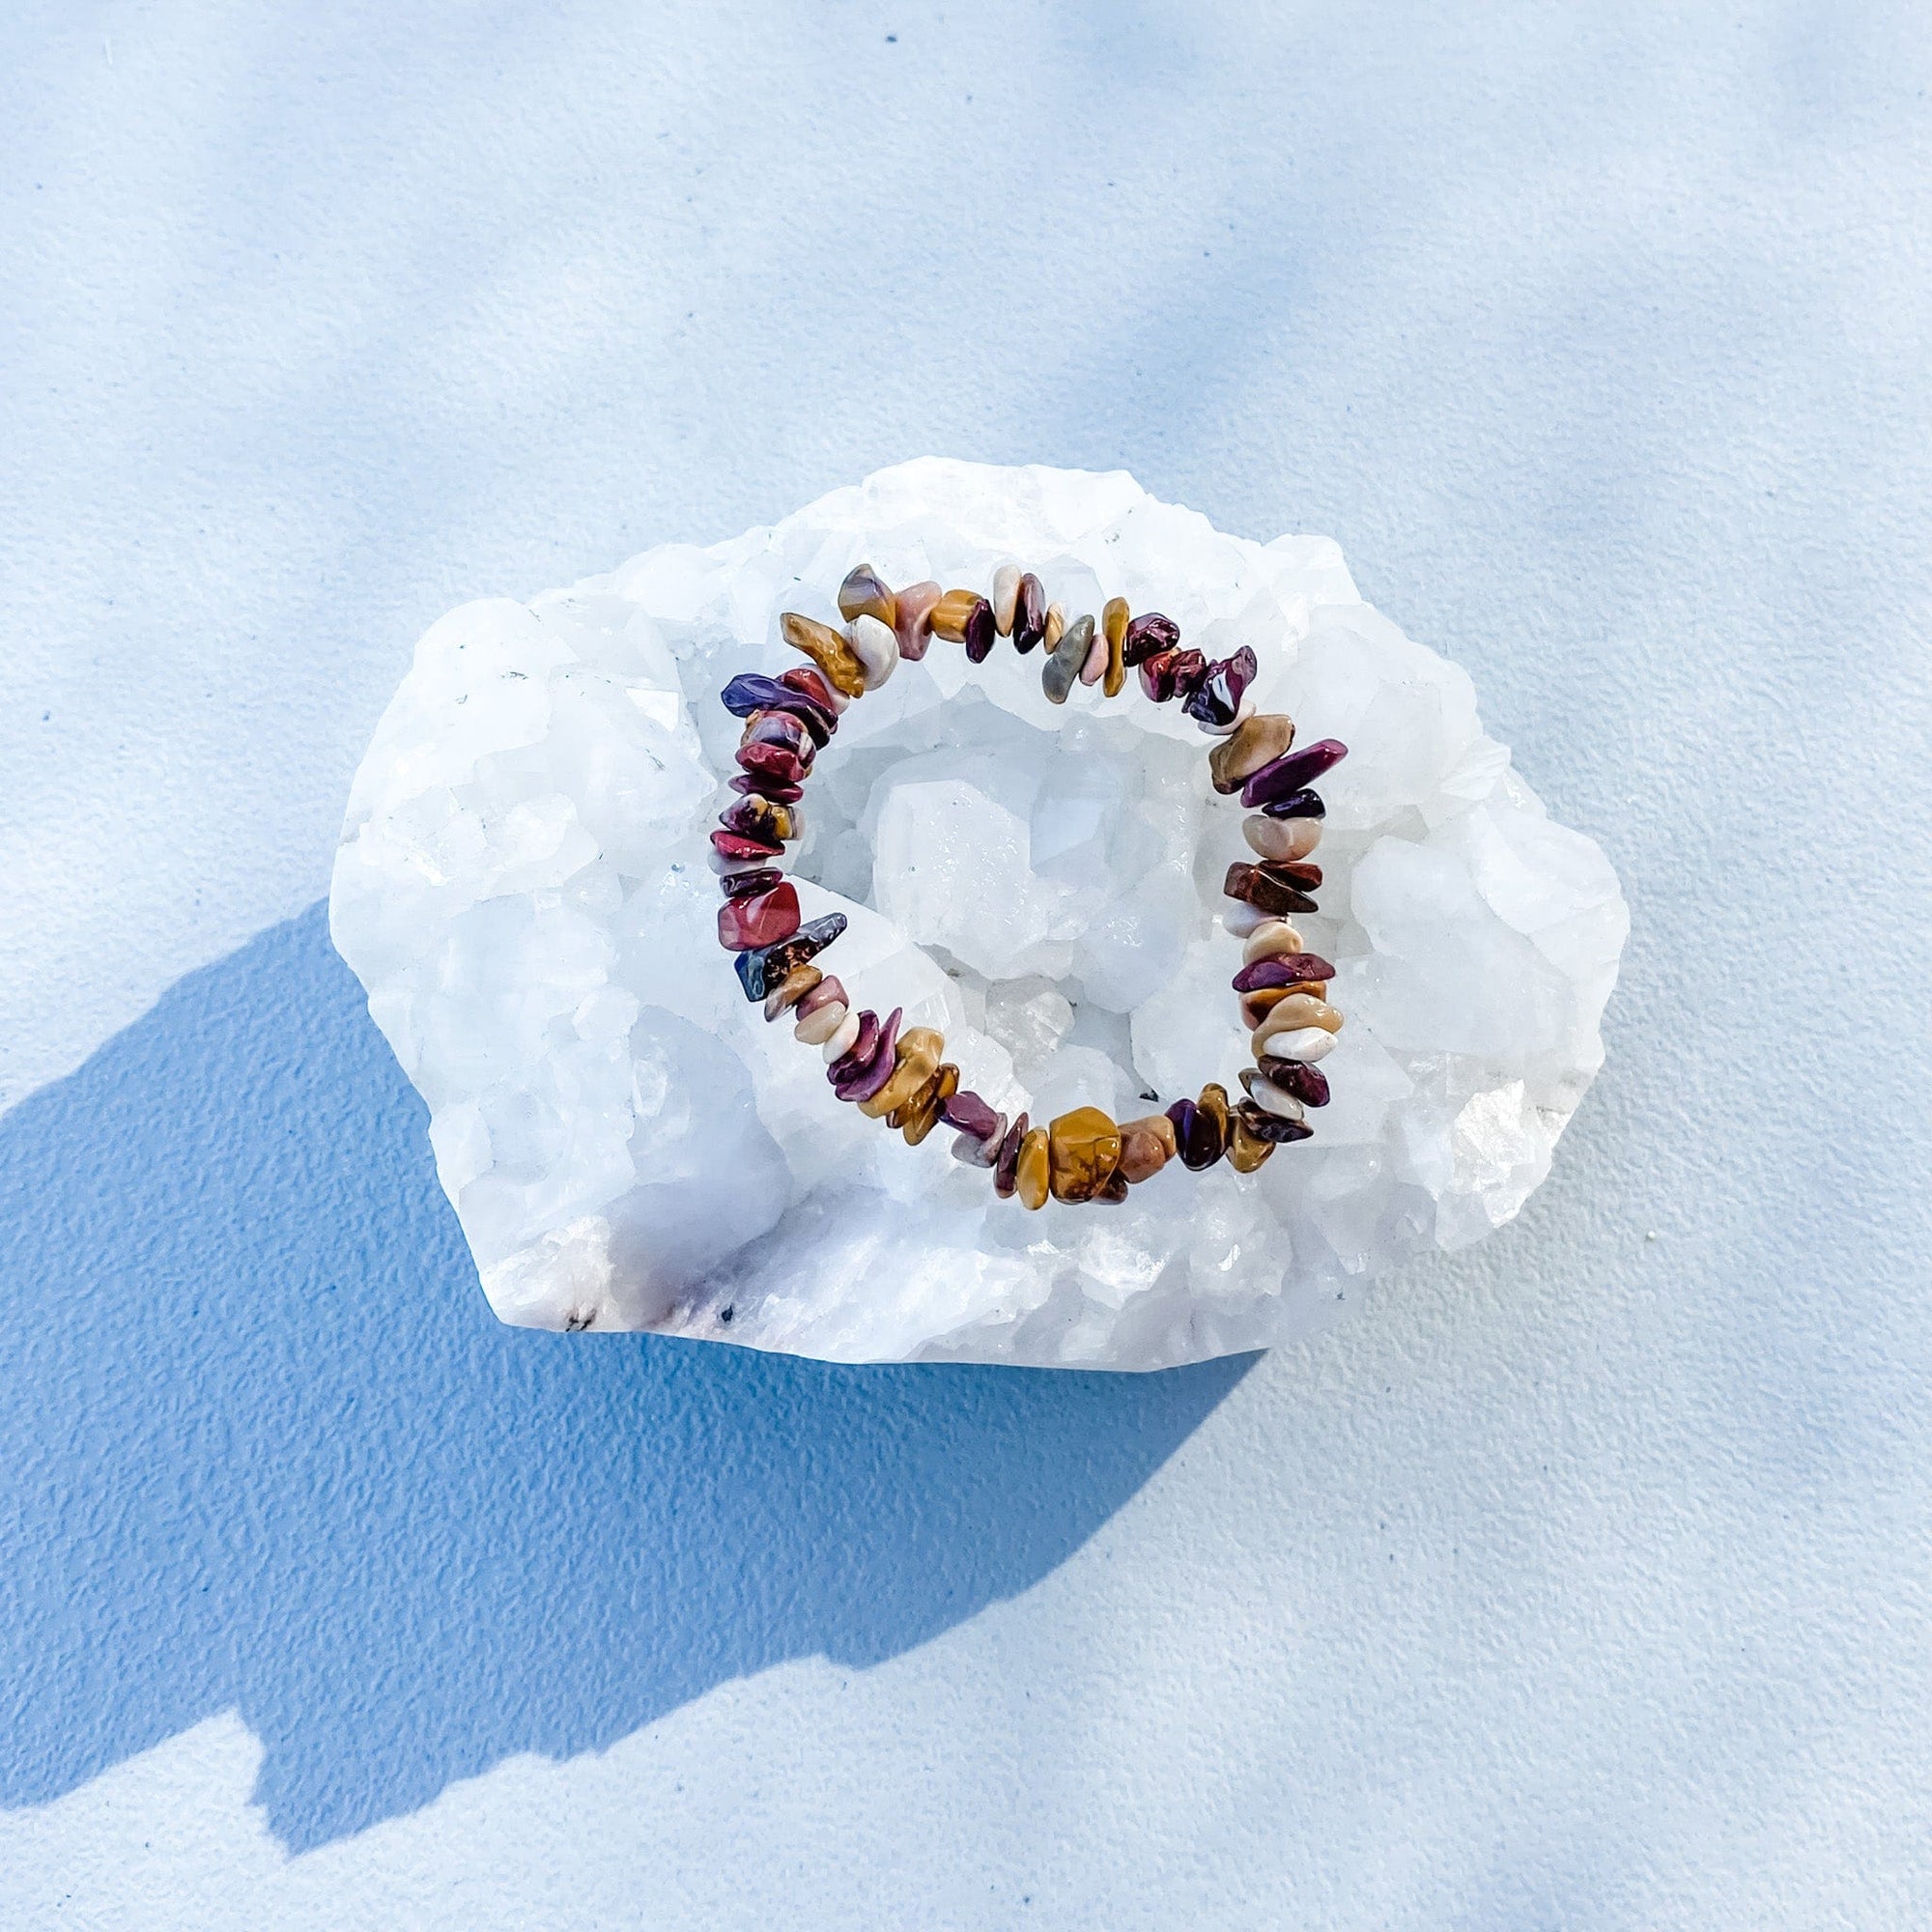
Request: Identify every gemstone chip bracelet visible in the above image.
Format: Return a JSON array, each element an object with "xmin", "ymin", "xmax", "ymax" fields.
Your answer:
[{"xmin": 711, "ymin": 563, "xmax": 1348, "ymax": 1208}]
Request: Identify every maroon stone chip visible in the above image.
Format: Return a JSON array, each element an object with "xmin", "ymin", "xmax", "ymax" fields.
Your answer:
[
  {"xmin": 993, "ymin": 1112, "xmax": 1030, "ymax": 1196},
  {"xmin": 943, "ymin": 1089, "xmax": 1001, "ymax": 1139},
  {"xmin": 1240, "ymin": 739, "xmax": 1348, "ymax": 810},
  {"xmin": 1121, "ymin": 612, "xmax": 1180, "ymax": 668},
  {"xmin": 717, "ymin": 883, "xmax": 802, "ymax": 952},
  {"xmin": 720, "ymin": 867, "xmax": 784, "ymax": 901},
  {"xmin": 1012, "ymin": 576, "xmax": 1047, "ymax": 654},
  {"xmin": 1265, "ymin": 1060, "xmax": 1330, "ymax": 1108},
  {"xmin": 712, "ymin": 828, "xmax": 783, "ymax": 864},
  {"xmin": 1230, "ymin": 953, "xmax": 1336, "ymax": 993}
]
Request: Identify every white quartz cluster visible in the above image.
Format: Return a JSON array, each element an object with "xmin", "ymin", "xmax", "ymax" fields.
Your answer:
[{"xmin": 329, "ymin": 461, "xmax": 1627, "ymax": 1367}]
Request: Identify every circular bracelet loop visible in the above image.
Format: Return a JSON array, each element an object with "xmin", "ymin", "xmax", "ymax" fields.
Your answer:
[{"xmin": 713, "ymin": 562, "xmax": 1348, "ymax": 1208}]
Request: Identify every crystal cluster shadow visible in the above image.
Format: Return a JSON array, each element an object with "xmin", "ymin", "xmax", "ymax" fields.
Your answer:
[{"xmin": 0, "ymin": 904, "xmax": 1246, "ymax": 1849}]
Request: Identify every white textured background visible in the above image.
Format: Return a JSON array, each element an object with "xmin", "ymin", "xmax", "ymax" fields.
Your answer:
[{"xmin": 3, "ymin": 1, "xmax": 1929, "ymax": 1924}]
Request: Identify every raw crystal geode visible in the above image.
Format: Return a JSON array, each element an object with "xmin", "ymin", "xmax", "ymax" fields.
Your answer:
[{"xmin": 329, "ymin": 460, "xmax": 1627, "ymax": 1368}]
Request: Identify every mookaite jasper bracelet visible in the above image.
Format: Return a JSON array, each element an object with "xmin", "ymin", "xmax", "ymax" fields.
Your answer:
[{"xmin": 711, "ymin": 563, "xmax": 1349, "ymax": 1208}]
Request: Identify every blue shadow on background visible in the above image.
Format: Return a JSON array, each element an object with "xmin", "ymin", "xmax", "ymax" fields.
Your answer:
[{"xmin": 0, "ymin": 904, "xmax": 1247, "ymax": 1849}]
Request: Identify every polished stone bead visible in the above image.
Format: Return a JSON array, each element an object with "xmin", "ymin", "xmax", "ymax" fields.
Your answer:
[
  {"xmin": 943, "ymin": 1089, "xmax": 1001, "ymax": 1139},
  {"xmin": 838, "ymin": 562, "xmax": 897, "ymax": 630},
  {"xmin": 719, "ymin": 794, "xmax": 798, "ymax": 845},
  {"xmin": 895, "ymin": 1063, "xmax": 959, "ymax": 1145},
  {"xmin": 1253, "ymin": 1024, "xmax": 1337, "ymax": 1066},
  {"xmin": 736, "ymin": 740, "xmax": 811, "ymax": 788},
  {"xmin": 992, "ymin": 564, "xmax": 1021, "ymax": 635},
  {"xmin": 1043, "ymin": 604, "xmax": 1066, "ymax": 653},
  {"xmin": 734, "ymin": 913, "xmax": 847, "ymax": 1000},
  {"xmin": 1078, "ymin": 622, "xmax": 1109, "ymax": 685},
  {"xmin": 835, "ymin": 1009, "xmax": 902, "ymax": 1102},
  {"xmin": 1012, "ymin": 574, "xmax": 1047, "ymax": 654},
  {"xmin": 1264, "ymin": 859, "xmax": 1322, "ymax": 893},
  {"xmin": 1263, "ymin": 1057, "xmax": 1330, "ymax": 1107},
  {"xmin": 1046, "ymin": 1105, "xmax": 1122, "ymax": 1204},
  {"xmin": 720, "ymin": 672, "xmax": 834, "ymax": 744},
  {"xmin": 779, "ymin": 666, "xmax": 846, "ymax": 717},
  {"xmin": 763, "ymin": 963, "xmax": 822, "ymax": 1021},
  {"xmin": 858, "ymin": 1024, "xmax": 945, "ymax": 1119},
  {"xmin": 952, "ymin": 1115, "xmax": 1007, "ymax": 1167},
  {"xmin": 1137, "ymin": 647, "xmax": 1208, "ymax": 703},
  {"xmin": 1259, "ymin": 788, "xmax": 1325, "ymax": 820},
  {"xmin": 894, "ymin": 581, "xmax": 942, "ymax": 662},
  {"xmin": 1236, "ymin": 1097, "xmax": 1313, "ymax": 1144},
  {"xmin": 993, "ymin": 1112, "xmax": 1030, "ymax": 1197},
  {"xmin": 827, "ymin": 1009, "xmax": 884, "ymax": 1088},
  {"xmin": 821, "ymin": 1009, "xmax": 862, "ymax": 1062},
  {"xmin": 1208, "ymin": 713, "xmax": 1296, "ymax": 792},
  {"xmin": 1254, "ymin": 993, "xmax": 1343, "ymax": 1042},
  {"xmin": 1116, "ymin": 1112, "xmax": 1179, "ymax": 1183},
  {"xmin": 1101, "ymin": 596, "xmax": 1129, "ymax": 697},
  {"xmin": 712, "ymin": 827, "xmax": 782, "ymax": 866},
  {"xmin": 1014, "ymin": 1127, "xmax": 1051, "ymax": 1210},
  {"xmin": 1171, "ymin": 1090, "xmax": 1227, "ymax": 1170},
  {"xmin": 931, "ymin": 588, "xmax": 987, "ymax": 643},
  {"xmin": 1121, "ymin": 611, "xmax": 1179, "ymax": 668},
  {"xmin": 717, "ymin": 883, "xmax": 801, "ymax": 952},
  {"xmin": 1243, "ymin": 813, "xmax": 1321, "ymax": 863},
  {"xmin": 740, "ymin": 707, "xmax": 812, "ymax": 758},
  {"xmin": 729, "ymin": 772, "xmax": 805, "ymax": 803},
  {"xmin": 1041, "ymin": 613, "xmax": 1094, "ymax": 704},
  {"xmin": 1239, "ymin": 919, "xmax": 1306, "ymax": 964},
  {"xmin": 721, "ymin": 865, "xmax": 784, "ymax": 901},
  {"xmin": 793, "ymin": 1001, "xmax": 847, "ymax": 1046},
  {"xmin": 1222, "ymin": 863, "xmax": 1319, "ymax": 918},
  {"xmin": 1197, "ymin": 1082, "xmax": 1232, "ymax": 1153},
  {"xmin": 1181, "ymin": 647, "xmax": 1258, "ymax": 729},
  {"xmin": 848, "ymin": 613, "xmax": 899, "ymax": 689},
  {"xmin": 1240, "ymin": 738, "xmax": 1349, "ymax": 810},
  {"xmin": 781, "ymin": 611, "xmax": 868, "ymax": 698},
  {"xmin": 1231, "ymin": 952, "xmax": 1335, "ymax": 992},
  {"xmin": 794, "ymin": 975, "xmax": 846, "ymax": 1020},
  {"xmin": 1225, "ymin": 1113, "xmax": 1276, "ymax": 1173},
  {"xmin": 1237, "ymin": 1065, "xmax": 1306, "ymax": 1122},
  {"xmin": 1240, "ymin": 986, "xmax": 1324, "ymax": 1031}
]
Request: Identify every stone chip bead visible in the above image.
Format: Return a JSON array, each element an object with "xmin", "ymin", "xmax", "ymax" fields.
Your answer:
[
  {"xmin": 720, "ymin": 865, "xmax": 784, "ymax": 902},
  {"xmin": 779, "ymin": 667, "xmax": 845, "ymax": 718},
  {"xmin": 720, "ymin": 673, "xmax": 834, "ymax": 745},
  {"xmin": 717, "ymin": 882, "xmax": 801, "ymax": 952},
  {"xmin": 931, "ymin": 588, "xmax": 994, "ymax": 656},
  {"xmin": 1042, "ymin": 603, "xmax": 1065, "ymax": 653},
  {"xmin": 719, "ymin": 794, "xmax": 799, "ymax": 845},
  {"xmin": 1116, "ymin": 1112, "xmax": 1178, "ymax": 1183},
  {"xmin": 1208, "ymin": 712, "xmax": 1294, "ymax": 794},
  {"xmin": 1223, "ymin": 862, "xmax": 1319, "ymax": 918},
  {"xmin": 1042, "ymin": 613, "xmax": 1094, "ymax": 704},
  {"xmin": 1255, "ymin": 1025, "xmax": 1337, "ymax": 1067},
  {"xmin": 1243, "ymin": 813, "xmax": 1321, "ymax": 864},
  {"xmin": 1121, "ymin": 611, "xmax": 1179, "ymax": 668},
  {"xmin": 952, "ymin": 1115, "xmax": 1007, "ymax": 1167},
  {"xmin": 1240, "ymin": 985, "xmax": 1325, "ymax": 1031},
  {"xmin": 894, "ymin": 581, "xmax": 942, "ymax": 662},
  {"xmin": 1240, "ymin": 738, "xmax": 1349, "ymax": 810},
  {"xmin": 781, "ymin": 611, "xmax": 867, "ymax": 699},
  {"xmin": 894, "ymin": 1064, "xmax": 959, "ymax": 1146},
  {"xmin": 820, "ymin": 1009, "xmax": 862, "ymax": 1063},
  {"xmin": 837, "ymin": 562, "xmax": 896, "ymax": 631},
  {"xmin": 1078, "ymin": 622, "xmax": 1109, "ymax": 686},
  {"xmin": 1231, "ymin": 952, "xmax": 1335, "ymax": 993},
  {"xmin": 736, "ymin": 913, "xmax": 848, "ymax": 1000},
  {"xmin": 858, "ymin": 1025, "xmax": 946, "ymax": 1119},
  {"xmin": 1012, "ymin": 574, "xmax": 1047, "ymax": 654},
  {"xmin": 1239, "ymin": 919, "xmax": 1307, "ymax": 964},
  {"xmin": 1236, "ymin": 1097, "xmax": 1313, "ymax": 1145},
  {"xmin": 794, "ymin": 1000, "xmax": 848, "ymax": 1046},
  {"xmin": 993, "ymin": 1112, "xmax": 1031, "ymax": 1197},
  {"xmin": 836, "ymin": 1009, "xmax": 903, "ymax": 1102},
  {"xmin": 1238, "ymin": 1066, "xmax": 1306, "ymax": 1122},
  {"xmin": 794, "ymin": 976, "xmax": 846, "ymax": 1021},
  {"xmin": 1101, "ymin": 596, "xmax": 1130, "ymax": 697},
  {"xmin": 828, "ymin": 1009, "xmax": 884, "ymax": 1084},
  {"xmin": 1181, "ymin": 647, "xmax": 1258, "ymax": 731},
  {"xmin": 763, "ymin": 963, "xmax": 822, "ymax": 1021},
  {"xmin": 1046, "ymin": 1106, "xmax": 1122, "ymax": 1204},
  {"xmin": 1014, "ymin": 1126, "xmax": 1051, "ymax": 1210},
  {"xmin": 847, "ymin": 613, "xmax": 898, "ymax": 689},
  {"xmin": 1254, "ymin": 993, "xmax": 1344, "ymax": 1044},
  {"xmin": 943, "ymin": 1089, "xmax": 1002, "ymax": 1141},
  {"xmin": 1138, "ymin": 647, "xmax": 1208, "ymax": 704},
  {"xmin": 1264, "ymin": 1058, "xmax": 1330, "ymax": 1107},
  {"xmin": 992, "ymin": 564, "xmax": 1021, "ymax": 635},
  {"xmin": 1225, "ymin": 1111, "xmax": 1277, "ymax": 1173}
]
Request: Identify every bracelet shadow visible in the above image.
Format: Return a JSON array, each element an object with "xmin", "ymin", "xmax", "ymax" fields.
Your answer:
[{"xmin": 0, "ymin": 902, "xmax": 1248, "ymax": 1851}]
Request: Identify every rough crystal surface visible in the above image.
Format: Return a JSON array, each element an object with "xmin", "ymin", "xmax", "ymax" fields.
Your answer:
[{"xmin": 329, "ymin": 460, "xmax": 1627, "ymax": 1367}]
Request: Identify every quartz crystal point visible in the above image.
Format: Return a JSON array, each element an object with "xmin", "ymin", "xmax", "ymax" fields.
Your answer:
[{"xmin": 329, "ymin": 458, "xmax": 1627, "ymax": 1367}]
